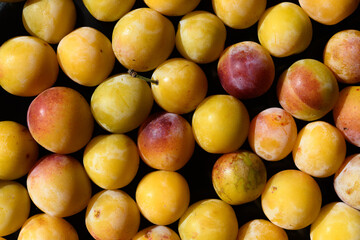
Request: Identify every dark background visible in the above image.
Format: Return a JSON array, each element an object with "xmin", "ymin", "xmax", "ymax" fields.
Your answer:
[{"xmin": 0, "ymin": 0, "xmax": 359, "ymax": 239}]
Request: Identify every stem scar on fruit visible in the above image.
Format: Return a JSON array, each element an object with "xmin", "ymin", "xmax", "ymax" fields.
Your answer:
[{"xmin": 128, "ymin": 69, "xmax": 159, "ymax": 85}]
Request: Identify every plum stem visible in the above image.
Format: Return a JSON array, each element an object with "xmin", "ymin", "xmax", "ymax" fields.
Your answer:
[{"xmin": 128, "ymin": 69, "xmax": 159, "ymax": 85}]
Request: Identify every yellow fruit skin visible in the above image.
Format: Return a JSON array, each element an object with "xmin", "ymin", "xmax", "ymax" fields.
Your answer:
[
  {"xmin": 22, "ymin": 0, "xmax": 76, "ymax": 44},
  {"xmin": 0, "ymin": 36, "xmax": 58, "ymax": 97},
  {"xmin": 112, "ymin": 8, "xmax": 175, "ymax": 72},
  {"xmin": 178, "ymin": 199, "xmax": 238, "ymax": 240},
  {"xmin": 0, "ymin": 121, "xmax": 38, "ymax": 180},
  {"xmin": 83, "ymin": 0, "xmax": 136, "ymax": 22},
  {"xmin": 144, "ymin": 0, "xmax": 200, "ymax": 16},
  {"xmin": 133, "ymin": 225, "xmax": 180, "ymax": 240},
  {"xmin": 57, "ymin": 27, "xmax": 115, "ymax": 87},
  {"xmin": 18, "ymin": 213, "xmax": 78, "ymax": 240},
  {"xmin": 0, "ymin": 180, "xmax": 30, "ymax": 237},
  {"xmin": 135, "ymin": 170, "xmax": 190, "ymax": 225},
  {"xmin": 257, "ymin": 2, "xmax": 312, "ymax": 57},
  {"xmin": 237, "ymin": 219, "xmax": 288, "ymax": 240},
  {"xmin": 83, "ymin": 134, "xmax": 139, "ymax": 189},
  {"xmin": 85, "ymin": 189, "xmax": 140, "ymax": 240}
]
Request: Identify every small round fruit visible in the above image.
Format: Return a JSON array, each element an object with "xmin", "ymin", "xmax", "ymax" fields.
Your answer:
[
  {"xmin": 133, "ymin": 225, "xmax": 180, "ymax": 240},
  {"xmin": 293, "ymin": 121, "xmax": 346, "ymax": 178},
  {"xmin": 178, "ymin": 199, "xmax": 238, "ymax": 240},
  {"xmin": 257, "ymin": 2, "xmax": 312, "ymax": 57},
  {"xmin": 310, "ymin": 202, "xmax": 360, "ymax": 240},
  {"xmin": 90, "ymin": 73, "xmax": 153, "ymax": 134},
  {"xmin": 83, "ymin": 134, "xmax": 139, "ymax": 189},
  {"xmin": 0, "ymin": 36, "xmax": 58, "ymax": 96},
  {"xmin": 27, "ymin": 86, "xmax": 94, "ymax": 154},
  {"xmin": 192, "ymin": 94, "xmax": 250, "ymax": 154},
  {"xmin": 57, "ymin": 27, "xmax": 115, "ymax": 86},
  {"xmin": 334, "ymin": 154, "xmax": 360, "ymax": 210},
  {"xmin": 18, "ymin": 213, "xmax": 79, "ymax": 240},
  {"xmin": 135, "ymin": 170, "xmax": 190, "ymax": 225},
  {"xmin": 176, "ymin": 11, "xmax": 226, "ymax": 64},
  {"xmin": 144, "ymin": 0, "xmax": 200, "ymax": 16},
  {"xmin": 27, "ymin": 154, "xmax": 92, "ymax": 217},
  {"xmin": 85, "ymin": 189, "xmax": 140, "ymax": 240},
  {"xmin": 248, "ymin": 107, "xmax": 297, "ymax": 161},
  {"xmin": 261, "ymin": 169, "xmax": 322, "ymax": 230},
  {"xmin": 237, "ymin": 219, "xmax": 288, "ymax": 240},
  {"xmin": 112, "ymin": 8, "xmax": 175, "ymax": 72},
  {"xmin": 277, "ymin": 59, "xmax": 339, "ymax": 121},
  {"xmin": 22, "ymin": 0, "xmax": 76, "ymax": 44},
  {"xmin": 0, "ymin": 180, "xmax": 30, "ymax": 237},
  {"xmin": 212, "ymin": 150, "xmax": 267, "ymax": 205},
  {"xmin": 151, "ymin": 58, "xmax": 208, "ymax": 114},
  {"xmin": 212, "ymin": 0, "xmax": 266, "ymax": 29},
  {"xmin": 0, "ymin": 121, "xmax": 38, "ymax": 180},
  {"xmin": 83, "ymin": 0, "xmax": 135, "ymax": 22},
  {"xmin": 137, "ymin": 112, "xmax": 195, "ymax": 171},
  {"xmin": 324, "ymin": 29, "xmax": 360, "ymax": 84},
  {"xmin": 333, "ymin": 86, "xmax": 360, "ymax": 147},
  {"xmin": 299, "ymin": 0, "xmax": 360, "ymax": 25}
]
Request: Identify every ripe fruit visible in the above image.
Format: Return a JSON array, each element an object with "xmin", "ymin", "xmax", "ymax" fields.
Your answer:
[
  {"xmin": 178, "ymin": 199, "xmax": 238, "ymax": 240},
  {"xmin": 22, "ymin": 0, "xmax": 76, "ymax": 44},
  {"xmin": 18, "ymin": 213, "xmax": 79, "ymax": 240},
  {"xmin": 85, "ymin": 189, "xmax": 140, "ymax": 240},
  {"xmin": 133, "ymin": 225, "xmax": 180, "ymax": 240},
  {"xmin": 0, "ymin": 36, "xmax": 58, "ymax": 96},
  {"xmin": 261, "ymin": 169, "xmax": 322, "ymax": 230},
  {"xmin": 83, "ymin": 0, "xmax": 135, "ymax": 22},
  {"xmin": 112, "ymin": 8, "xmax": 175, "ymax": 72},
  {"xmin": 90, "ymin": 73, "xmax": 153, "ymax": 134},
  {"xmin": 277, "ymin": 59, "xmax": 339, "ymax": 121},
  {"xmin": 151, "ymin": 58, "xmax": 208, "ymax": 114},
  {"xmin": 83, "ymin": 134, "xmax": 139, "ymax": 189},
  {"xmin": 192, "ymin": 94, "xmax": 249, "ymax": 154},
  {"xmin": 176, "ymin": 11, "xmax": 226, "ymax": 64},
  {"xmin": 237, "ymin": 219, "xmax": 288, "ymax": 240},
  {"xmin": 135, "ymin": 170, "xmax": 190, "ymax": 225},
  {"xmin": 212, "ymin": 0, "xmax": 266, "ymax": 29},
  {"xmin": 212, "ymin": 150, "xmax": 267, "ymax": 205},
  {"xmin": 57, "ymin": 27, "xmax": 115, "ymax": 86},
  {"xmin": 27, "ymin": 154, "xmax": 92, "ymax": 217},
  {"xmin": 144, "ymin": 0, "xmax": 200, "ymax": 16},
  {"xmin": 0, "ymin": 121, "xmax": 38, "ymax": 180},
  {"xmin": 257, "ymin": 2, "xmax": 312, "ymax": 57},
  {"xmin": 27, "ymin": 86, "xmax": 94, "ymax": 154},
  {"xmin": 217, "ymin": 41, "xmax": 275, "ymax": 99}
]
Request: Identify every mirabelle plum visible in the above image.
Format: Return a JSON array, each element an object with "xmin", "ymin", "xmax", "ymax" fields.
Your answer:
[
  {"xmin": 248, "ymin": 107, "xmax": 297, "ymax": 161},
  {"xmin": 112, "ymin": 8, "xmax": 175, "ymax": 72},
  {"xmin": 293, "ymin": 121, "xmax": 346, "ymax": 178},
  {"xmin": 85, "ymin": 189, "xmax": 140, "ymax": 240},
  {"xmin": 192, "ymin": 94, "xmax": 249, "ymax": 154},
  {"xmin": 0, "ymin": 36, "xmax": 58, "ymax": 96},
  {"xmin": 334, "ymin": 154, "xmax": 360, "ymax": 210},
  {"xmin": 178, "ymin": 199, "xmax": 238, "ymax": 240},
  {"xmin": 133, "ymin": 225, "xmax": 180, "ymax": 240},
  {"xmin": 257, "ymin": 2, "xmax": 312, "ymax": 57},
  {"xmin": 237, "ymin": 219, "xmax": 288, "ymax": 240},
  {"xmin": 135, "ymin": 170, "xmax": 190, "ymax": 225},
  {"xmin": 90, "ymin": 73, "xmax": 153, "ymax": 134},
  {"xmin": 299, "ymin": 0, "xmax": 360, "ymax": 25},
  {"xmin": 310, "ymin": 202, "xmax": 360, "ymax": 240},
  {"xmin": 27, "ymin": 86, "xmax": 94, "ymax": 154},
  {"xmin": 57, "ymin": 27, "xmax": 115, "ymax": 87},
  {"xmin": 0, "ymin": 180, "xmax": 30, "ymax": 237},
  {"xmin": 83, "ymin": 0, "xmax": 135, "ymax": 22},
  {"xmin": 18, "ymin": 213, "xmax": 78, "ymax": 240},
  {"xmin": 212, "ymin": 0, "xmax": 266, "ymax": 29},
  {"xmin": 0, "ymin": 121, "xmax": 38, "ymax": 180},
  {"xmin": 212, "ymin": 150, "xmax": 267, "ymax": 205},
  {"xmin": 27, "ymin": 154, "xmax": 92, "ymax": 217},
  {"xmin": 144, "ymin": 0, "xmax": 200, "ymax": 16},
  {"xmin": 261, "ymin": 170, "xmax": 322, "ymax": 230},
  {"xmin": 176, "ymin": 11, "xmax": 226, "ymax": 64},
  {"xmin": 22, "ymin": 0, "xmax": 76, "ymax": 44},
  {"xmin": 151, "ymin": 58, "xmax": 208, "ymax": 114}
]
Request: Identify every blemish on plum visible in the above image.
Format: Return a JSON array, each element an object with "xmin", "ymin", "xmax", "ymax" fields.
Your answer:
[
  {"xmin": 271, "ymin": 186, "xmax": 277, "ymax": 193},
  {"xmin": 94, "ymin": 209, "xmax": 100, "ymax": 218}
]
